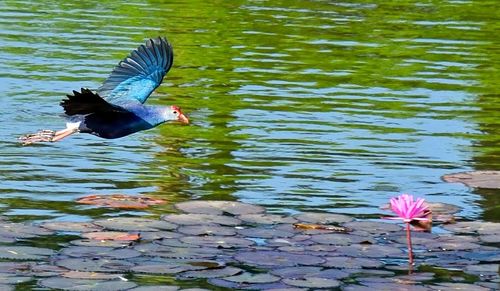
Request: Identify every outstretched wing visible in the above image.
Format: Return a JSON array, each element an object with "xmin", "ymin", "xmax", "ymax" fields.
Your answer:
[
  {"xmin": 97, "ymin": 37, "xmax": 173, "ymax": 105},
  {"xmin": 61, "ymin": 88, "xmax": 129, "ymax": 116}
]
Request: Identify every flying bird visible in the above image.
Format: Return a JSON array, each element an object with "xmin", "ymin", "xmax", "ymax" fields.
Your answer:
[{"xmin": 20, "ymin": 37, "xmax": 188, "ymax": 145}]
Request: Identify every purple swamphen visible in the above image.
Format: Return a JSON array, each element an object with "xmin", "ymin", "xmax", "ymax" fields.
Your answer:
[{"xmin": 20, "ymin": 37, "xmax": 189, "ymax": 145}]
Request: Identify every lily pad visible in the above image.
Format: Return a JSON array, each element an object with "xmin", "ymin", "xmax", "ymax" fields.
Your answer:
[
  {"xmin": 41, "ymin": 221, "xmax": 103, "ymax": 233},
  {"xmin": 178, "ymin": 266, "xmax": 243, "ymax": 279},
  {"xmin": 282, "ymin": 277, "xmax": 340, "ymax": 288},
  {"xmin": 0, "ymin": 273, "xmax": 32, "ymax": 284},
  {"xmin": 131, "ymin": 263, "xmax": 199, "ymax": 274},
  {"xmin": 70, "ymin": 239, "xmax": 133, "ymax": 248},
  {"xmin": 224, "ymin": 272, "xmax": 280, "ymax": 284},
  {"xmin": 0, "ymin": 246, "xmax": 54, "ymax": 260},
  {"xmin": 323, "ymin": 256, "xmax": 384, "ymax": 269},
  {"xmin": 430, "ymin": 283, "xmax": 491, "ymax": 291},
  {"xmin": 128, "ymin": 287, "xmax": 180, "ymax": 291},
  {"xmin": 136, "ymin": 244, "xmax": 221, "ymax": 259},
  {"xmin": 442, "ymin": 171, "xmax": 500, "ymax": 189},
  {"xmin": 82, "ymin": 231, "xmax": 140, "ymax": 241},
  {"xmin": 62, "ymin": 271, "xmax": 125, "ymax": 280},
  {"xmin": 161, "ymin": 214, "xmax": 241, "ymax": 226},
  {"xmin": 294, "ymin": 213, "xmax": 353, "ymax": 224},
  {"xmin": 76, "ymin": 194, "xmax": 166, "ymax": 209},
  {"xmin": 55, "ymin": 258, "xmax": 134, "ymax": 273},
  {"xmin": 180, "ymin": 236, "xmax": 255, "ymax": 248},
  {"xmin": 235, "ymin": 251, "xmax": 324, "ymax": 267},
  {"xmin": 443, "ymin": 221, "xmax": 500, "ymax": 235},
  {"xmin": 237, "ymin": 227, "xmax": 294, "ymax": 239},
  {"xmin": 61, "ymin": 246, "xmax": 141, "ymax": 259},
  {"xmin": 342, "ymin": 221, "xmax": 402, "ymax": 234},
  {"xmin": 39, "ymin": 277, "xmax": 137, "ymax": 290},
  {"xmin": 0, "ymin": 222, "xmax": 53, "ymax": 238},
  {"xmin": 458, "ymin": 250, "xmax": 500, "ymax": 262},
  {"xmin": 0, "ymin": 262, "xmax": 32, "ymax": 273},
  {"xmin": 138, "ymin": 231, "xmax": 182, "ymax": 241},
  {"xmin": 178, "ymin": 225, "xmax": 237, "ymax": 236},
  {"xmin": 479, "ymin": 234, "xmax": 500, "ymax": 243},
  {"xmin": 93, "ymin": 217, "xmax": 176, "ymax": 232},
  {"xmin": 270, "ymin": 267, "xmax": 323, "ymax": 279},
  {"xmin": 336, "ymin": 244, "xmax": 405, "ymax": 258},
  {"xmin": 175, "ymin": 201, "xmax": 265, "ymax": 215},
  {"xmin": 239, "ymin": 214, "xmax": 297, "ymax": 225},
  {"xmin": 310, "ymin": 233, "xmax": 372, "ymax": 245}
]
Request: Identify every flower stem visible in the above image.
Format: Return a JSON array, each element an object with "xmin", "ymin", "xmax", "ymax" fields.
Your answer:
[{"xmin": 406, "ymin": 222, "xmax": 414, "ymax": 273}]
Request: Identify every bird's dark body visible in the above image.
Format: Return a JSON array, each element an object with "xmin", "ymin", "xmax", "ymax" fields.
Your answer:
[
  {"xmin": 61, "ymin": 88, "xmax": 155, "ymax": 139},
  {"xmin": 79, "ymin": 111, "xmax": 154, "ymax": 139}
]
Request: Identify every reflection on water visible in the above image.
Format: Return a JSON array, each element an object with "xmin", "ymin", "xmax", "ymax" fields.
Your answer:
[{"xmin": 0, "ymin": 0, "xmax": 499, "ymax": 221}]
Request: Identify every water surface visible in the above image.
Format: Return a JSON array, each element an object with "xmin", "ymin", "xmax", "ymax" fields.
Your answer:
[{"xmin": 0, "ymin": 0, "xmax": 499, "ymax": 222}]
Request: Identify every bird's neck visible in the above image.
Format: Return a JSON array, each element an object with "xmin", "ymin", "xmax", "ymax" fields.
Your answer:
[{"xmin": 133, "ymin": 105, "xmax": 174, "ymax": 126}]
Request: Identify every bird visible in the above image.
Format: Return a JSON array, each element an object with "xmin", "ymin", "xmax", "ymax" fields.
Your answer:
[{"xmin": 19, "ymin": 37, "xmax": 189, "ymax": 145}]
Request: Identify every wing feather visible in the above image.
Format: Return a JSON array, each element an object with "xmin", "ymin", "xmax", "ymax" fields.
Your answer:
[{"xmin": 97, "ymin": 37, "xmax": 173, "ymax": 105}]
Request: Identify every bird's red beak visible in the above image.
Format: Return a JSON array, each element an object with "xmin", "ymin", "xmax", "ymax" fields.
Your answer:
[{"xmin": 178, "ymin": 113, "xmax": 189, "ymax": 124}]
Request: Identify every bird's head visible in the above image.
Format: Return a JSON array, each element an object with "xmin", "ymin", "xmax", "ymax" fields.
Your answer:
[{"xmin": 166, "ymin": 105, "xmax": 189, "ymax": 124}]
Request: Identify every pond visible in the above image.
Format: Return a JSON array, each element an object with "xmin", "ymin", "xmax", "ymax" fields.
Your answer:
[{"xmin": 0, "ymin": 0, "xmax": 499, "ymax": 289}]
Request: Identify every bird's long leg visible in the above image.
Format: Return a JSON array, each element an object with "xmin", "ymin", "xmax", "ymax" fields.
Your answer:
[{"xmin": 19, "ymin": 127, "xmax": 78, "ymax": 145}]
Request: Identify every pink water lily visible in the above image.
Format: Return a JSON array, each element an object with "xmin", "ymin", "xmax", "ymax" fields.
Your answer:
[
  {"xmin": 387, "ymin": 194, "xmax": 430, "ymax": 223},
  {"xmin": 384, "ymin": 193, "xmax": 431, "ymax": 270}
]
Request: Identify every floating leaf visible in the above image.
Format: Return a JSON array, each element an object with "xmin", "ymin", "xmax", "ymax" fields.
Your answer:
[
  {"xmin": 30, "ymin": 264, "xmax": 68, "ymax": 277},
  {"xmin": 93, "ymin": 217, "xmax": 176, "ymax": 232},
  {"xmin": 175, "ymin": 201, "xmax": 265, "ymax": 215},
  {"xmin": 131, "ymin": 263, "xmax": 199, "ymax": 274},
  {"xmin": 430, "ymin": 283, "xmax": 491, "ymax": 291},
  {"xmin": 337, "ymin": 244, "xmax": 404, "ymax": 258},
  {"xmin": 76, "ymin": 194, "xmax": 166, "ymax": 209},
  {"xmin": 135, "ymin": 244, "xmax": 221, "ymax": 259},
  {"xmin": 38, "ymin": 277, "xmax": 137, "ymax": 290},
  {"xmin": 310, "ymin": 233, "xmax": 372, "ymax": 245},
  {"xmin": 41, "ymin": 221, "xmax": 103, "ymax": 233},
  {"xmin": 323, "ymin": 256, "xmax": 384, "ymax": 269},
  {"xmin": 178, "ymin": 267, "xmax": 243, "ymax": 279},
  {"xmin": 235, "ymin": 251, "xmax": 324, "ymax": 267},
  {"xmin": 61, "ymin": 246, "xmax": 141, "ymax": 259},
  {"xmin": 0, "ymin": 273, "xmax": 32, "ymax": 284},
  {"xmin": 0, "ymin": 222, "xmax": 53, "ymax": 238},
  {"xmin": 70, "ymin": 239, "xmax": 133, "ymax": 248},
  {"xmin": 293, "ymin": 223, "xmax": 350, "ymax": 233},
  {"xmin": 0, "ymin": 246, "xmax": 54, "ymax": 260},
  {"xmin": 126, "ymin": 286, "xmax": 180, "ymax": 291},
  {"xmin": 224, "ymin": 272, "xmax": 280, "ymax": 284},
  {"xmin": 443, "ymin": 221, "xmax": 500, "ymax": 235},
  {"xmin": 239, "ymin": 214, "xmax": 297, "ymax": 225},
  {"xmin": 162, "ymin": 214, "xmax": 241, "ymax": 226},
  {"xmin": 55, "ymin": 258, "xmax": 134, "ymax": 273},
  {"xmin": 82, "ymin": 232, "xmax": 140, "ymax": 241},
  {"xmin": 282, "ymin": 277, "xmax": 340, "ymax": 288},
  {"xmin": 137, "ymin": 231, "xmax": 182, "ymax": 241},
  {"xmin": 270, "ymin": 266, "xmax": 323, "ymax": 279},
  {"xmin": 294, "ymin": 213, "xmax": 353, "ymax": 225},
  {"xmin": 178, "ymin": 225, "xmax": 236, "ymax": 236},
  {"xmin": 181, "ymin": 236, "xmax": 254, "ymax": 248},
  {"xmin": 442, "ymin": 171, "xmax": 500, "ymax": 189},
  {"xmin": 237, "ymin": 227, "xmax": 294, "ymax": 239},
  {"xmin": 342, "ymin": 221, "xmax": 402, "ymax": 234},
  {"xmin": 62, "ymin": 271, "xmax": 125, "ymax": 280}
]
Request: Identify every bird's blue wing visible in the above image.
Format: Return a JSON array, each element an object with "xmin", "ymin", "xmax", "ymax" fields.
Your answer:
[{"xmin": 97, "ymin": 37, "xmax": 173, "ymax": 105}]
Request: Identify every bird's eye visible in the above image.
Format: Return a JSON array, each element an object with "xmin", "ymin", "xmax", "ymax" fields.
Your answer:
[{"xmin": 173, "ymin": 111, "xmax": 178, "ymax": 115}]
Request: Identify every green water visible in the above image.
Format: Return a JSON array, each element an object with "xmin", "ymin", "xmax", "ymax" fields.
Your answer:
[{"xmin": 0, "ymin": 0, "xmax": 499, "ymax": 224}]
